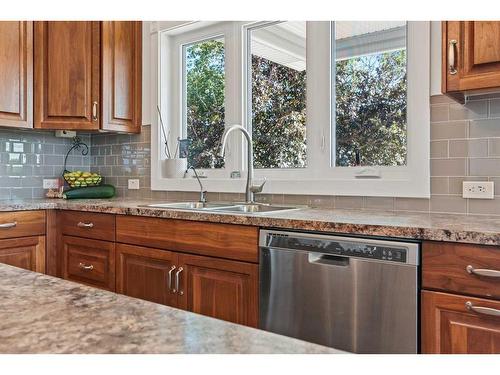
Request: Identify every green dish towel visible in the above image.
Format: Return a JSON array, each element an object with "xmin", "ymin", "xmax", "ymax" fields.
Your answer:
[{"xmin": 63, "ymin": 184, "xmax": 116, "ymax": 199}]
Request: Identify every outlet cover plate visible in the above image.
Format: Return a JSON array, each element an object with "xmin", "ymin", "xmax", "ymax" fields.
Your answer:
[
  {"xmin": 43, "ymin": 179, "xmax": 59, "ymax": 189},
  {"xmin": 462, "ymin": 181, "xmax": 494, "ymax": 199},
  {"xmin": 128, "ymin": 179, "xmax": 140, "ymax": 190}
]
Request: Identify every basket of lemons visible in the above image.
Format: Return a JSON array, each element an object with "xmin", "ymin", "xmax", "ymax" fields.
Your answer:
[{"xmin": 63, "ymin": 170, "xmax": 102, "ymax": 188}]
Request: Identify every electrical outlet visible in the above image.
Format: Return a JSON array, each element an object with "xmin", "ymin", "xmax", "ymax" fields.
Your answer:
[
  {"xmin": 128, "ymin": 179, "xmax": 140, "ymax": 190},
  {"xmin": 55, "ymin": 130, "xmax": 76, "ymax": 138},
  {"xmin": 43, "ymin": 179, "xmax": 59, "ymax": 189},
  {"xmin": 462, "ymin": 181, "xmax": 494, "ymax": 199}
]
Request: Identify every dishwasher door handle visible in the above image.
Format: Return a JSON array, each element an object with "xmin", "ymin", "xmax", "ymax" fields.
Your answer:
[{"xmin": 308, "ymin": 253, "xmax": 349, "ymax": 266}]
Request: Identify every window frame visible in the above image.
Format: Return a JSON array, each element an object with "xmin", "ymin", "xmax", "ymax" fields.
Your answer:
[{"xmin": 151, "ymin": 21, "xmax": 430, "ymax": 198}]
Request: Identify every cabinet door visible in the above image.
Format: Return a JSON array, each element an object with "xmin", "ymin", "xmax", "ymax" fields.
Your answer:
[
  {"xmin": 422, "ymin": 290, "xmax": 500, "ymax": 354},
  {"xmin": 0, "ymin": 21, "xmax": 33, "ymax": 128},
  {"xmin": 443, "ymin": 21, "xmax": 500, "ymax": 96},
  {"xmin": 62, "ymin": 235, "xmax": 115, "ymax": 291},
  {"xmin": 116, "ymin": 244, "xmax": 178, "ymax": 307},
  {"xmin": 178, "ymin": 253, "xmax": 258, "ymax": 327},
  {"xmin": 0, "ymin": 236, "xmax": 45, "ymax": 273},
  {"xmin": 34, "ymin": 21, "xmax": 100, "ymax": 130},
  {"xmin": 102, "ymin": 21, "xmax": 142, "ymax": 133}
]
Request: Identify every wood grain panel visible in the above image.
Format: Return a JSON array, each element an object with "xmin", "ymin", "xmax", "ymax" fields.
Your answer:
[
  {"xmin": 422, "ymin": 290, "xmax": 500, "ymax": 354},
  {"xmin": 116, "ymin": 216, "xmax": 259, "ymax": 263},
  {"xmin": 422, "ymin": 241, "xmax": 500, "ymax": 300},
  {"xmin": 59, "ymin": 211, "xmax": 115, "ymax": 241},
  {"xmin": 116, "ymin": 243, "xmax": 178, "ymax": 306},
  {"xmin": 0, "ymin": 236, "xmax": 45, "ymax": 273},
  {"xmin": 0, "ymin": 210, "xmax": 45, "ymax": 239},
  {"xmin": 102, "ymin": 21, "xmax": 142, "ymax": 133},
  {"xmin": 473, "ymin": 22, "xmax": 500, "ymax": 65},
  {"xmin": 178, "ymin": 253, "xmax": 258, "ymax": 327},
  {"xmin": 62, "ymin": 235, "xmax": 115, "ymax": 291},
  {"xmin": 0, "ymin": 21, "xmax": 33, "ymax": 128},
  {"xmin": 34, "ymin": 21, "xmax": 100, "ymax": 130}
]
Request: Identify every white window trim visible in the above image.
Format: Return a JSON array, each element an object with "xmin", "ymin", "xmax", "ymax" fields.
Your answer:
[{"xmin": 150, "ymin": 21, "xmax": 430, "ymax": 198}]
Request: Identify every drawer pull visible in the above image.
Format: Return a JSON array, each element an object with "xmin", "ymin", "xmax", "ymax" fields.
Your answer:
[
  {"xmin": 168, "ymin": 265, "xmax": 176, "ymax": 292},
  {"xmin": 175, "ymin": 267, "xmax": 184, "ymax": 296},
  {"xmin": 78, "ymin": 263, "xmax": 94, "ymax": 271},
  {"xmin": 77, "ymin": 222, "xmax": 94, "ymax": 229},
  {"xmin": 448, "ymin": 39, "xmax": 458, "ymax": 75},
  {"xmin": 0, "ymin": 221, "xmax": 17, "ymax": 229},
  {"xmin": 466, "ymin": 301, "xmax": 500, "ymax": 317},
  {"xmin": 466, "ymin": 265, "xmax": 500, "ymax": 278}
]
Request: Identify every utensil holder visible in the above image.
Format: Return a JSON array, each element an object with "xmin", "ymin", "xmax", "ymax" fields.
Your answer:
[{"xmin": 163, "ymin": 158, "xmax": 188, "ymax": 178}]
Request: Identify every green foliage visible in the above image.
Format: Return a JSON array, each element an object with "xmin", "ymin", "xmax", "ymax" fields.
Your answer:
[
  {"xmin": 251, "ymin": 56, "xmax": 307, "ymax": 169},
  {"xmin": 185, "ymin": 40, "xmax": 225, "ymax": 168},
  {"xmin": 336, "ymin": 50, "xmax": 407, "ymax": 167}
]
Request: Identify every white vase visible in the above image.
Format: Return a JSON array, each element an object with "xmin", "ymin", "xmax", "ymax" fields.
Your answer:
[{"xmin": 162, "ymin": 158, "xmax": 188, "ymax": 178}]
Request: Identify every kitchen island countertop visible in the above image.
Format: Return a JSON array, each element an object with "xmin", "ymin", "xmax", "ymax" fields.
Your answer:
[{"xmin": 0, "ymin": 264, "xmax": 339, "ymax": 354}]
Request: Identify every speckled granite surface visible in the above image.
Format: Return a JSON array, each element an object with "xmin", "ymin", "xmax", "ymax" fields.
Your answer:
[
  {"xmin": 1, "ymin": 198, "xmax": 500, "ymax": 246},
  {"xmin": 0, "ymin": 264, "xmax": 339, "ymax": 354}
]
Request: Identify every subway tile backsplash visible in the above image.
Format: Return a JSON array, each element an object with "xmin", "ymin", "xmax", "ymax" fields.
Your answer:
[
  {"xmin": 2, "ymin": 94, "xmax": 500, "ymax": 216},
  {"xmin": 0, "ymin": 129, "xmax": 90, "ymax": 199}
]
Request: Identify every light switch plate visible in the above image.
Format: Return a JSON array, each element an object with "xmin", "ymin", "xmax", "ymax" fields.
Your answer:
[
  {"xmin": 128, "ymin": 179, "xmax": 140, "ymax": 190},
  {"xmin": 462, "ymin": 181, "xmax": 494, "ymax": 199}
]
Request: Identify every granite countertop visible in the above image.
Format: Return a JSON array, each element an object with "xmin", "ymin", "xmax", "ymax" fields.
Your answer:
[
  {"xmin": 0, "ymin": 264, "xmax": 339, "ymax": 354},
  {"xmin": 1, "ymin": 198, "xmax": 500, "ymax": 246}
]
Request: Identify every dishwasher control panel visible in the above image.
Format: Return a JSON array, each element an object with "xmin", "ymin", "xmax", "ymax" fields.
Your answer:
[{"xmin": 265, "ymin": 233, "xmax": 411, "ymax": 263}]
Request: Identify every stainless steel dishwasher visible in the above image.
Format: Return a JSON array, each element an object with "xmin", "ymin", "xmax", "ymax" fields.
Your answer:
[{"xmin": 259, "ymin": 229, "xmax": 419, "ymax": 354}]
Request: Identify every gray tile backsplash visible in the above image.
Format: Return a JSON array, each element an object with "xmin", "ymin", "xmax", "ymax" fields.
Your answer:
[
  {"xmin": 0, "ymin": 129, "xmax": 90, "ymax": 199},
  {"xmin": 2, "ymin": 94, "xmax": 500, "ymax": 216}
]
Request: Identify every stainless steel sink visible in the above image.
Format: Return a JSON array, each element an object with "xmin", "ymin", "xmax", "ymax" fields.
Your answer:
[
  {"xmin": 211, "ymin": 204, "xmax": 299, "ymax": 214},
  {"xmin": 143, "ymin": 202, "xmax": 232, "ymax": 210},
  {"xmin": 141, "ymin": 202, "xmax": 300, "ymax": 214}
]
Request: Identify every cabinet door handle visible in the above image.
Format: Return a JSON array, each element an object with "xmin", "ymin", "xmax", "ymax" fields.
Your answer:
[
  {"xmin": 77, "ymin": 222, "xmax": 94, "ymax": 228},
  {"xmin": 175, "ymin": 267, "xmax": 184, "ymax": 296},
  {"xmin": 78, "ymin": 263, "xmax": 94, "ymax": 271},
  {"xmin": 448, "ymin": 39, "xmax": 458, "ymax": 75},
  {"xmin": 465, "ymin": 301, "xmax": 500, "ymax": 317},
  {"xmin": 168, "ymin": 265, "xmax": 176, "ymax": 292},
  {"xmin": 92, "ymin": 101, "xmax": 98, "ymax": 121},
  {"xmin": 466, "ymin": 265, "xmax": 500, "ymax": 278},
  {"xmin": 0, "ymin": 221, "xmax": 17, "ymax": 229}
]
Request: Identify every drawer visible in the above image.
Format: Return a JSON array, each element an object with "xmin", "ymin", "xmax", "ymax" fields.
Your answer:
[
  {"xmin": 0, "ymin": 211, "xmax": 45, "ymax": 239},
  {"xmin": 116, "ymin": 216, "xmax": 258, "ymax": 263},
  {"xmin": 59, "ymin": 211, "xmax": 115, "ymax": 241},
  {"xmin": 423, "ymin": 241, "xmax": 500, "ymax": 300},
  {"xmin": 62, "ymin": 235, "xmax": 115, "ymax": 291}
]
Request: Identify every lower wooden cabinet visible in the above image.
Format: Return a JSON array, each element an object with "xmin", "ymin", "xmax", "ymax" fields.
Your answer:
[
  {"xmin": 115, "ymin": 243, "xmax": 259, "ymax": 327},
  {"xmin": 116, "ymin": 244, "xmax": 177, "ymax": 306},
  {"xmin": 0, "ymin": 236, "xmax": 45, "ymax": 273},
  {"xmin": 177, "ymin": 253, "xmax": 258, "ymax": 327},
  {"xmin": 422, "ymin": 290, "xmax": 500, "ymax": 354},
  {"xmin": 61, "ymin": 235, "xmax": 115, "ymax": 291}
]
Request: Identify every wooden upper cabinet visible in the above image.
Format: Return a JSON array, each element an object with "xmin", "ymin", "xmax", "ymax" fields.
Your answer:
[
  {"xmin": 101, "ymin": 21, "xmax": 142, "ymax": 133},
  {"xmin": 0, "ymin": 21, "xmax": 33, "ymax": 128},
  {"xmin": 422, "ymin": 291, "xmax": 500, "ymax": 354},
  {"xmin": 34, "ymin": 21, "xmax": 100, "ymax": 130},
  {"xmin": 443, "ymin": 21, "xmax": 500, "ymax": 101},
  {"xmin": 177, "ymin": 253, "xmax": 259, "ymax": 327}
]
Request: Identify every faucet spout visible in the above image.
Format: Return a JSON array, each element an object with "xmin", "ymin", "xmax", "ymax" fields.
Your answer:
[{"xmin": 219, "ymin": 125, "xmax": 257, "ymax": 203}]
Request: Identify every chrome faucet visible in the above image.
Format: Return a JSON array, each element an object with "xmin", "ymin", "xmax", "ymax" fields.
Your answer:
[
  {"xmin": 185, "ymin": 166, "xmax": 207, "ymax": 203},
  {"xmin": 219, "ymin": 125, "xmax": 266, "ymax": 204}
]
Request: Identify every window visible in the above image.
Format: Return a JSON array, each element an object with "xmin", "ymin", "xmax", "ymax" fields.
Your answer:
[
  {"xmin": 334, "ymin": 22, "xmax": 407, "ymax": 167},
  {"xmin": 154, "ymin": 21, "xmax": 430, "ymax": 198},
  {"xmin": 247, "ymin": 22, "xmax": 307, "ymax": 169},
  {"xmin": 183, "ymin": 37, "xmax": 225, "ymax": 169}
]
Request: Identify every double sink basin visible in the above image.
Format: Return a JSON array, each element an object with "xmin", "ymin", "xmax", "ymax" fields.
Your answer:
[{"xmin": 142, "ymin": 201, "xmax": 300, "ymax": 215}]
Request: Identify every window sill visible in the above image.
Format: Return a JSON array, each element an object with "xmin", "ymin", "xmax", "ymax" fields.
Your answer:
[{"xmin": 151, "ymin": 176, "xmax": 430, "ymax": 198}]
